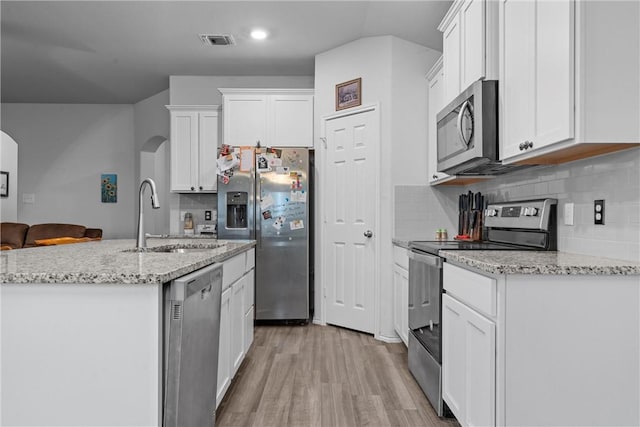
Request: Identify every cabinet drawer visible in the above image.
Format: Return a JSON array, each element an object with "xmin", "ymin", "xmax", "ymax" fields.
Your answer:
[
  {"xmin": 245, "ymin": 248, "xmax": 255, "ymax": 272},
  {"xmin": 443, "ymin": 263, "xmax": 496, "ymax": 317},
  {"xmin": 222, "ymin": 253, "xmax": 245, "ymax": 291},
  {"xmin": 393, "ymin": 245, "xmax": 409, "ymax": 270}
]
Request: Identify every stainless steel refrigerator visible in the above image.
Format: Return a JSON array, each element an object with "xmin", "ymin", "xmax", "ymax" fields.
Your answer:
[{"xmin": 218, "ymin": 147, "xmax": 311, "ymax": 321}]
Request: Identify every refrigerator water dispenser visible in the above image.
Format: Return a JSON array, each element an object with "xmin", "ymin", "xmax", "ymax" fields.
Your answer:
[{"xmin": 226, "ymin": 192, "xmax": 248, "ymax": 229}]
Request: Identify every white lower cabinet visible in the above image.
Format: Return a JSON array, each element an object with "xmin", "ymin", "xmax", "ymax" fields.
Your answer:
[
  {"xmin": 392, "ymin": 245, "xmax": 409, "ymax": 346},
  {"xmin": 216, "ymin": 286, "xmax": 232, "ymax": 405},
  {"xmin": 443, "ymin": 261, "xmax": 640, "ymax": 426},
  {"xmin": 216, "ymin": 250, "xmax": 256, "ymax": 408},
  {"xmin": 230, "ymin": 275, "xmax": 245, "ymax": 375},
  {"xmin": 442, "ymin": 293, "xmax": 495, "ymax": 427}
]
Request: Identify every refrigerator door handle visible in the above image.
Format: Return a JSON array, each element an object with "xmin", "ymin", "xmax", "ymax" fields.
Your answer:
[{"xmin": 254, "ymin": 169, "xmax": 261, "ymax": 248}]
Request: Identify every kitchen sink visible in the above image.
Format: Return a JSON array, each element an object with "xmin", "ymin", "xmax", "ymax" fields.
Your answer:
[
  {"xmin": 153, "ymin": 247, "xmax": 213, "ymax": 253},
  {"xmin": 123, "ymin": 243, "xmax": 225, "ymax": 253}
]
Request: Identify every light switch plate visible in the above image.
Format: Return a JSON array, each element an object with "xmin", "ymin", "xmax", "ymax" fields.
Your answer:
[
  {"xmin": 564, "ymin": 203, "xmax": 574, "ymax": 226},
  {"xmin": 22, "ymin": 193, "xmax": 35, "ymax": 204}
]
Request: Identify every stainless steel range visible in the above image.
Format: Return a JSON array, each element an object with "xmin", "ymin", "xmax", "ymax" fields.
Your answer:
[{"xmin": 407, "ymin": 198, "xmax": 557, "ymax": 417}]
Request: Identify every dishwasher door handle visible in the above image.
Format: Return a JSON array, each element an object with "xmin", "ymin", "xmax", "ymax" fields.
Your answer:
[{"xmin": 409, "ymin": 250, "xmax": 442, "ymax": 267}]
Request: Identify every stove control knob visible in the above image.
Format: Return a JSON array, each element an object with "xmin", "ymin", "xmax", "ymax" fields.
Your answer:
[
  {"xmin": 523, "ymin": 207, "xmax": 538, "ymax": 216},
  {"xmin": 486, "ymin": 208, "xmax": 498, "ymax": 217}
]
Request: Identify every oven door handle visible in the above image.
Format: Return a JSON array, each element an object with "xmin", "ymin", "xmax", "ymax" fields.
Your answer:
[{"xmin": 409, "ymin": 250, "xmax": 442, "ymax": 267}]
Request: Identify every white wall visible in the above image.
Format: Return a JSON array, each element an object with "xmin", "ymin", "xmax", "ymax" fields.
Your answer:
[
  {"xmin": 314, "ymin": 36, "xmax": 440, "ymax": 340},
  {"xmin": 169, "ymin": 75, "xmax": 314, "ymax": 105},
  {"xmin": 0, "ymin": 131, "xmax": 19, "ymax": 222},
  {"xmin": 1, "ymin": 104, "xmax": 136, "ymax": 238}
]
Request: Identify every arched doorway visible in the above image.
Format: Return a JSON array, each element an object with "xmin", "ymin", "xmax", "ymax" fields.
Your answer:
[{"xmin": 139, "ymin": 136, "xmax": 171, "ymax": 235}]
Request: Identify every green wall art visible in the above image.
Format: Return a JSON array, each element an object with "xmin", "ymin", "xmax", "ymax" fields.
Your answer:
[{"xmin": 101, "ymin": 174, "xmax": 117, "ymax": 203}]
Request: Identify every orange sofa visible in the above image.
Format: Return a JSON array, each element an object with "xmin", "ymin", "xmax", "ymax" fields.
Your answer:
[{"xmin": 1, "ymin": 222, "xmax": 103, "ymax": 250}]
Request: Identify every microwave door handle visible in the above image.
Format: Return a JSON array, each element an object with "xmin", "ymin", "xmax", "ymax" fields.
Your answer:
[{"xmin": 457, "ymin": 100, "xmax": 471, "ymax": 147}]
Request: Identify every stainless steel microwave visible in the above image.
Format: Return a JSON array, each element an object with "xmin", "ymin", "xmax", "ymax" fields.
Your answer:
[{"xmin": 436, "ymin": 80, "xmax": 502, "ymax": 175}]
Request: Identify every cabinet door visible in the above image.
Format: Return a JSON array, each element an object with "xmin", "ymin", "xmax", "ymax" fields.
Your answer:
[
  {"xmin": 442, "ymin": 15, "xmax": 461, "ymax": 105},
  {"xmin": 243, "ymin": 269, "xmax": 255, "ymax": 314},
  {"xmin": 170, "ymin": 111, "xmax": 198, "ymax": 192},
  {"xmin": 392, "ymin": 265, "xmax": 405, "ymax": 345},
  {"xmin": 442, "ymin": 294, "xmax": 496, "ymax": 427},
  {"xmin": 223, "ymin": 94, "xmax": 268, "ymax": 146},
  {"xmin": 534, "ymin": 0, "xmax": 574, "ymax": 149},
  {"xmin": 442, "ymin": 294, "xmax": 466, "ymax": 419},
  {"xmin": 216, "ymin": 286, "xmax": 232, "ymax": 407},
  {"xmin": 198, "ymin": 111, "xmax": 219, "ymax": 192},
  {"xmin": 501, "ymin": 0, "xmax": 574, "ymax": 160},
  {"xmin": 460, "ymin": 0, "xmax": 485, "ymax": 90},
  {"xmin": 500, "ymin": 0, "xmax": 535, "ymax": 159},
  {"xmin": 465, "ymin": 302, "xmax": 496, "ymax": 427},
  {"xmin": 270, "ymin": 94, "xmax": 314, "ymax": 147},
  {"xmin": 427, "ymin": 60, "xmax": 449, "ymax": 183},
  {"xmin": 400, "ymin": 267, "xmax": 409, "ymax": 346},
  {"xmin": 230, "ymin": 276, "xmax": 245, "ymax": 376},
  {"xmin": 244, "ymin": 305, "xmax": 254, "ymax": 354}
]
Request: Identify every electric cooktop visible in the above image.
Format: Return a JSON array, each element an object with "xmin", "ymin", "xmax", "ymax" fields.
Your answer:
[{"xmin": 409, "ymin": 240, "xmax": 539, "ymax": 256}]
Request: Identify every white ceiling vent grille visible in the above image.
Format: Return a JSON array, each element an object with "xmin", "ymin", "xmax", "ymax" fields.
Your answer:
[{"xmin": 199, "ymin": 34, "xmax": 236, "ymax": 46}]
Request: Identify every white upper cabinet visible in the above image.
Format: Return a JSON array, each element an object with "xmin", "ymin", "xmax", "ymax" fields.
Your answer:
[
  {"xmin": 500, "ymin": 0, "xmax": 574, "ymax": 160},
  {"xmin": 439, "ymin": 0, "xmax": 498, "ymax": 105},
  {"xmin": 500, "ymin": 0, "xmax": 640, "ymax": 165},
  {"xmin": 220, "ymin": 89, "xmax": 314, "ymax": 148},
  {"xmin": 426, "ymin": 57, "xmax": 450, "ymax": 184},
  {"xmin": 167, "ymin": 105, "xmax": 219, "ymax": 193}
]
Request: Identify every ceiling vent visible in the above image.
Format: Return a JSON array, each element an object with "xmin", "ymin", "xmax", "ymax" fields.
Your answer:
[{"xmin": 199, "ymin": 34, "xmax": 236, "ymax": 46}]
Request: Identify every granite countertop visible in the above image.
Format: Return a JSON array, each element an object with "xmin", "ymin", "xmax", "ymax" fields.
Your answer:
[
  {"xmin": 392, "ymin": 238, "xmax": 412, "ymax": 249},
  {"xmin": 441, "ymin": 250, "xmax": 640, "ymax": 275},
  {"xmin": 0, "ymin": 238, "xmax": 255, "ymax": 285}
]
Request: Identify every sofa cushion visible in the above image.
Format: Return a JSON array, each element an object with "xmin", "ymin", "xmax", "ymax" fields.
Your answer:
[
  {"xmin": 24, "ymin": 223, "xmax": 87, "ymax": 248},
  {"xmin": 1, "ymin": 222, "xmax": 30, "ymax": 249},
  {"xmin": 85, "ymin": 228, "xmax": 103, "ymax": 239}
]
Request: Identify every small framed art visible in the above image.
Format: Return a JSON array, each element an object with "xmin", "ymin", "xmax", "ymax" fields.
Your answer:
[{"xmin": 335, "ymin": 78, "xmax": 362, "ymax": 111}]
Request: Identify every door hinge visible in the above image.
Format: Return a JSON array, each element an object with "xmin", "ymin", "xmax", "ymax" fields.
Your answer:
[{"xmin": 319, "ymin": 137, "xmax": 327, "ymax": 149}]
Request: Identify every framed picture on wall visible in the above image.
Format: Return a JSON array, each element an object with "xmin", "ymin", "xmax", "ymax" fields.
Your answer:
[
  {"xmin": 335, "ymin": 78, "xmax": 362, "ymax": 111},
  {"xmin": 0, "ymin": 171, "xmax": 8, "ymax": 197}
]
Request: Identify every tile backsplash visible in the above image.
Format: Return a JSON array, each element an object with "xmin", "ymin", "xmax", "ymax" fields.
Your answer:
[
  {"xmin": 170, "ymin": 193, "xmax": 217, "ymax": 234},
  {"xmin": 395, "ymin": 148, "xmax": 640, "ymax": 262}
]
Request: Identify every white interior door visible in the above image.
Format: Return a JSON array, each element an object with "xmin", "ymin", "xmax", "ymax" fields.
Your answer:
[{"xmin": 324, "ymin": 108, "xmax": 378, "ymax": 334}]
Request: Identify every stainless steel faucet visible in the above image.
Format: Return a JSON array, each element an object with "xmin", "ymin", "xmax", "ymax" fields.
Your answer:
[{"xmin": 136, "ymin": 178, "xmax": 160, "ymax": 249}]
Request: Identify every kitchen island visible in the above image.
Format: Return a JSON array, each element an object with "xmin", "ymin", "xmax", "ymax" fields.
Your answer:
[
  {"xmin": 0, "ymin": 238, "xmax": 255, "ymax": 427},
  {"xmin": 439, "ymin": 250, "xmax": 639, "ymax": 427}
]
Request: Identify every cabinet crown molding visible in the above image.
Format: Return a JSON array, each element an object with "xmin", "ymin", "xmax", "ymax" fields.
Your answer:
[
  {"xmin": 166, "ymin": 105, "xmax": 220, "ymax": 111},
  {"xmin": 218, "ymin": 88, "xmax": 314, "ymax": 95},
  {"xmin": 437, "ymin": 0, "xmax": 466, "ymax": 32}
]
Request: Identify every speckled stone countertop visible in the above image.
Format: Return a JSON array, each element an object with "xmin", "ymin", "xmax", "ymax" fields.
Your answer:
[
  {"xmin": 441, "ymin": 250, "xmax": 640, "ymax": 275},
  {"xmin": 0, "ymin": 238, "xmax": 255, "ymax": 284},
  {"xmin": 392, "ymin": 238, "xmax": 412, "ymax": 249}
]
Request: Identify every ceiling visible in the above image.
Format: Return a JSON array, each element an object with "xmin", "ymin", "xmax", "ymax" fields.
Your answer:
[{"xmin": 1, "ymin": 1, "xmax": 451, "ymax": 104}]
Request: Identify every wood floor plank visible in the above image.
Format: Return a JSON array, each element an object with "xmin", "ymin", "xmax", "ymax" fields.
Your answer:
[{"xmin": 217, "ymin": 324, "xmax": 459, "ymax": 427}]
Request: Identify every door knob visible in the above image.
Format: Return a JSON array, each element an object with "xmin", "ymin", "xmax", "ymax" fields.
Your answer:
[{"xmin": 364, "ymin": 230, "xmax": 373, "ymax": 238}]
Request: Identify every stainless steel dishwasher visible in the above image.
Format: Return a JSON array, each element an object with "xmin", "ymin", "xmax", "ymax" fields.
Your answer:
[{"xmin": 164, "ymin": 263, "xmax": 223, "ymax": 427}]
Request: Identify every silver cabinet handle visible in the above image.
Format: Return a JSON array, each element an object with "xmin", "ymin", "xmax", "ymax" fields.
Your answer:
[{"xmin": 364, "ymin": 230, "xmax": 373, "ymax": 238}]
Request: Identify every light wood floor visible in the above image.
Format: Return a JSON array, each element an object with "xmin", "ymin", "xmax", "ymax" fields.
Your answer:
[{"xmin": 217, "ymin": 324, "xmax": 460, "ymax": 427}]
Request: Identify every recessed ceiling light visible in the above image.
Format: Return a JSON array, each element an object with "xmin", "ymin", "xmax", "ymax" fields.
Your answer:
[{"xmin": 250, "ymin": 29, "xmax": 268, "ymax": 40}]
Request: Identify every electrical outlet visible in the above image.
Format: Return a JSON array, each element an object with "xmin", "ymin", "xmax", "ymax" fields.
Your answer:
[
  {"xmin": 594, "ymin": 200, "xmax": 605, "ymax": 225},
  {"xmin": 205, "ymin": 210, "xmax": 212, "ymax": 221}
]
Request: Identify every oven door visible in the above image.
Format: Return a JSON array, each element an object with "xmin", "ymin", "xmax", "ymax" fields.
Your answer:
[{"xmin": 408, "ymin": 249, "xmax": 443, "ymax": 362}]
